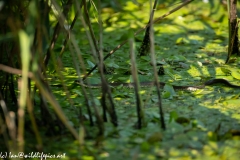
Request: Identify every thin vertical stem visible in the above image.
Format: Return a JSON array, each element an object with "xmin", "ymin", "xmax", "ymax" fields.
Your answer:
[{"xmin": 149, "ymin": 0, "xmax": 166, "ymax": 130}]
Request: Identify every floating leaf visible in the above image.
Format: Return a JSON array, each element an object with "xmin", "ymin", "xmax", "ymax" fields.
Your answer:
[
  {"xmin": 87, "ymin": 60, "xmax": 95, "ymax": 68},
  {"xmin": 169, "ymin": 111, "xmax": 178, "ymax": 122},
  {"xmin": 207, "ymin": 131, "xmax": 218, "ymax": 141},
  {"xmin": 221, "ymin": 67, "xmax": 231, "ymax": 75},
  {"xmin": 147, "ymin": 132, "xmax": 162, "ymax": 143},
  {"xmin": 175, "ymin": 117, "xmax": 190, "ymax": 125},
  {"xmin": 223, "ymin": 99, "xmax": 240, "ymax": 107},
  {"xmin": 175, "ymin": 37, "xmax": 186, "ymax": 45},
  {"xmin": 162, "ymin": 91, "xmax": 171, "ymax": 99},
  {"xmin": 171, "ymin": 55, "xmax": 187, "ymax": 62},
  {"xmin": 231, "ymin": 70, "xmax": 240, "ymax": 80},
  {"xmin": 163, "ymin": 84, "xmax": 176, "ymax": 96},
  {"xmin": 165, "ymin": 69, "xmax": 176, "ymax": 80},
  {"xmin": 197, "ymin": 61, "xmax": 202, "ymax": 67},
  {"xmin": 179, "ymin": 62, "xmax": 189, "ymax": 69},
  {"xmin": 140, "ymin": 56, "xmax": 151, "ymax": 61}
]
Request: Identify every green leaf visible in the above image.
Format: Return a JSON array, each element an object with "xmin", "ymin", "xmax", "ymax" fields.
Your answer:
[
  {"xmin": 163, "ymin": 84, "xmax": 176, "ymax": 98},
  {"xmin": 87, "ymin": 60, "xmax": 95, "ymax": 68},
  {"xmin": 170, "ymin": 55, "xmax": 187, "ymax": 62},
  {"xmin": 162, "ymin": 91, "xmax": 171, "ymax": 99},
  {"xmin": 165, "ymin": 68, "xmax": 176, "ymax": 80},
  {"xmin": 231, "ymin": 70, "xmax": 240, "ymax": 79},
  {"xmin": 207, "ymin": 131, "xmax": 218, "ymax": 141},
  {"xmin": 221, "ymin": 67, "xmax": 231, "ymax": 75},
  {"xmin": 169, "ymin": 111, "xmax": 178, "ymax": 122},
  {"xmin": 140, "ymin": 56, "xmax": 151, "ymax": 61},
  {"xmin": 223, "ymin": 99, "xmax": 240, "ymax": 106},
  {"xmin": 175, "ymin": 37, "xmax": 185, "ymax": 45}
]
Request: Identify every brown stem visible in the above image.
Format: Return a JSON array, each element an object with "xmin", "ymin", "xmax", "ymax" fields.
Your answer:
[{"xmin": 0, "ymin": 64, "xmax": 33, "ymax": 78}]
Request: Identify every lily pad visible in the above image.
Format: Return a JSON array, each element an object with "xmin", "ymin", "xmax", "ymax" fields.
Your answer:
[{"xmin": 231, "ymin": 70, "xmax": 240, "ymax": 80}]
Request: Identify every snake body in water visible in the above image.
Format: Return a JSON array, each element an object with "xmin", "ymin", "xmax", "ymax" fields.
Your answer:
[{"xmin": 74, "ymin": 79, "xmax": 240, "ymax": 91}]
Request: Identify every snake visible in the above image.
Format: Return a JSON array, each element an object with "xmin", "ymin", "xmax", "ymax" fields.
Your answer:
[{"xmin": 74, "ymin": 79, "xmax": 240, "ymax": 91}]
